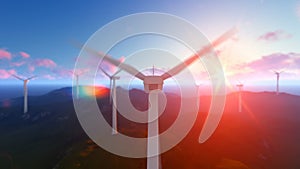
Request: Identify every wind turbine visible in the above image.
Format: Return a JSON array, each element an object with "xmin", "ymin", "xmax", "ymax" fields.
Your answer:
[
  {"xmin": 99, "ymin": 67, "xmax": 121, "ymax": 135},
  {"xmin": 11, "ymin": 74, "xmax": 36, "ymax": 113},
  {"xmin": 73, "ymin": 70, "xmax": 87, "ymax": 99},
  {"xmin": 83, "ymin": 28, "xmax": 236, "ymax": 169},
  {"xmin": 273, "ymin": 70, "xmax": 283, "ymax": 95},
  {"xmin": 236, "ymin": 83, "xmax": 243, "ymax": 113}
]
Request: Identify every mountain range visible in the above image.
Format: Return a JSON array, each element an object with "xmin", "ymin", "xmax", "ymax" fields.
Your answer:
[{"xmin": 0, "ymin": 87, "xmax": 300, "ymax": 169}]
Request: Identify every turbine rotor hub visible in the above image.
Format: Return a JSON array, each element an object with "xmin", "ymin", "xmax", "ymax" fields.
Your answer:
[{"xmin": 143, "ymin": 76, "xmax": 164, "ymax": 92}]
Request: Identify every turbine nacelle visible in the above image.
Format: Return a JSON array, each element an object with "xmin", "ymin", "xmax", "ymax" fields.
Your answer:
[
  {"xmin": 143, "ymin": 76, "xmax": 164, "ymax": 92},
  {"xmin": 236, "ymin": 84, "xmax": 244, "ymax": 88},
  {"xmin": 273, "ymin": 70, "xmax": 283, "ymax": 76},
  {"xmin": 112, "ymin": 76, "xmax": 120, "ymax": 80}
]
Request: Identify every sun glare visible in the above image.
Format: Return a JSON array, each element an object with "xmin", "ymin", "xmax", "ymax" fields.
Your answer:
[{"xmin": 82, "ymin": 85, "xmax": 109, "ymax": 98}]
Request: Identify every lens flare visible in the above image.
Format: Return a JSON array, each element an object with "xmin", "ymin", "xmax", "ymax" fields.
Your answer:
[{"xmin": 81, "ymin": 85, "xmax": 109, "ymax": 98}]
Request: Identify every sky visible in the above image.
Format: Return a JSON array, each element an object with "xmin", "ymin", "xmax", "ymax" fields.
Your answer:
[{"xmin": 1, "ymin": 0, "xmax": 300, "ymax": 90}]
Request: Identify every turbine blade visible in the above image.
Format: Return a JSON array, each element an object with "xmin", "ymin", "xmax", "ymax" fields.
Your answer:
[
  {"xmin": 82, "ymin": 45, "xmax": 145, "ymax": 80},
  {"xmin": 103, "ymin": 55, "xmax": 145, "ymax": 80},
  {"xmin": 161, "ymin": 27, "xmax": 237, "ymax": 80},
  {"xmin": 27, "ymin": 75, "xmax": 37, "ymax": 80},
  {"xmin": 11, "ymin": 74, "xmax": 24, "ymax": 81},
  {"xmin": 112, "ymin": 69, "xmax": 122, "ymax": 77},
  {"xmin": 99, "ymin": 67, "xmax": 112, "ymax": 78},
  {"xmin": 210, "ymin": 27, "xmax": 237, "ymax": 47}
]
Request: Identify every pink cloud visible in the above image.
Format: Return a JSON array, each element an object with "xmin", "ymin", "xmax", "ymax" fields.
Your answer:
[
  {"xmin": 233, "ymin": 53, "xmax": 300, "ymax": 80},
  {"xmin": 0, "ymin": 69, "xmax": 17, "ymax": 79},
  {"xmin": 0, "ymin": 49, "xmax": 12, "ymax": 60},
  {"xmin": 76, "ymin": 51, "xmax": 125, "ymax": 76},
  {"xmin": 258, "ymin": 30, "xmax": 291, "ymax": 42},
  {"xmin": 43, "ymin": 74, "xmax": 56, "ymax": 80},
  {"xmin": 73, "ymin": 68, "xmax": 89, "ymax": 75},
  {"xmin": 225, "ymin": 53, "xmax": 300, "ymax": 80},
  {"xmin": 52, "ymin": 68, "xmax": 73, "ymax": 77},
  {"xmin": 52, "ymin": 67, "xmax": 90, "ymax": 78},
  {"xmin": 28, "ymin": 65, "xmax": 35, "ymax": 72},
  {"xmin": 19, "ymin": 51, "xmax": 30, "ymax": 58},
  {"xmin": 100, "ymin": 56, "xmax": 125, "ymax": 74},
  {"xmin": 290, "ymin": 53, "xmax": 300, "ymax": 66},
  {"xmin": 246, "ymin": 53, "xmax": 291, "ymax": 70},
  {"xmin": 34, "ymin": 58, "xmax": 57, "ymax": 68},
  {"xmin": 11, "ymin": 61, "xmax": 26, "ymax": 67}
]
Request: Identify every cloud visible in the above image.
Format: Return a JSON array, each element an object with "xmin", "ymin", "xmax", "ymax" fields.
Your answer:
[
  {"xmin": 9, "ymin": 58, "xmax": 56, "ymax": 72},
  {"xmin": 225, "ymin": 53, "xmax": 300, "ymax": 81},
  {"xmin": 34, "ymin": 58, "xmax": 57, "ymax": 68},
  {"xmin": 11, "ymin": 61, "xmax": 26, "ymax": 67},
  {"xmin": 73, "ymin": 68, "xmax": 90, "ymax": 76},
  {"xmin": 28, "ymin": 65, "xmax": 35, "ymax": 72},
  {"xmin": 0, "ymin": 49, "xmax": 12, "ymax": 60},
  {"xmin": 52, "ymin": 68, "xmax": 73, "ymax": 78},
  {"xmin": 245, "ymin": 53, "xmax": 291, "ymax": 71},
  {"xmin": 0, "ymin": 69, "xmax": 17, "ymax": 79},
  {"xmin": 258, "ymin": 30, "xmax": 291, "ymax": 42},
  {"xmin": 43, "ymin": 74, "xmax": 56, "ymax": 80},
  {"xmin": 51, "ymin": 67, "xmax": 90, "ymax": 79},
  {"xmin": 100, "ymin": 56, "xmax": 125, "ymax": 74},
  {"xmin": 231, "ymin": 53, "xmax": 300, "ymax": 80},
  {"xmin": 19, "ymin": 51, "xmax": 30, "ymax": 58}
]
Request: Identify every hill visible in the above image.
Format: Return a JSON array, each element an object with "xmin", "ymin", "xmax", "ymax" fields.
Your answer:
[{"xmin": 0, "ymin": 87, "xmax": 300, "ymax": 169}]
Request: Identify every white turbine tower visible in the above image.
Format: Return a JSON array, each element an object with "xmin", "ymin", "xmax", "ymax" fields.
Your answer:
[
  {"xmin": 11, "ymin": 74, "xmax": 36, "ymax": 113},
  {"xmin": 274, "ymin": 70, "xmax": 283, "ymax": 95},
  {"xmin": 236, "ymin": 83, "xmax": 243, "ymax": 113},
  {"xmin": 99, "ymin": 67, "xmax": 121, "ymax": 135},
  {"xmin": 73, "ymin": 70, "xmax": 87, "ymax": 99},
  {"xmin": 83, "ymin": 28, "xmax": 236, "ymax": 169}
]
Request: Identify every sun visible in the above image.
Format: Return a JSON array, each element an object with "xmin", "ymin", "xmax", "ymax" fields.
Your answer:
[{"xmin": 218, "ymin": 60, "xmax": 235, "ymax": 88}]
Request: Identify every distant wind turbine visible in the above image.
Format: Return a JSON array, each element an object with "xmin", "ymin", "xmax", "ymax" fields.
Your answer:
[
  {"xmin": 99, "ymin": 67, "xmax": 121, "ymax": 135},
  {"xmin": 273, "ymin": 70, "xmax": 283, "ymax": 95},
  {"xmin": 73, "ymin": 70, "xmax": 88, "ymax": 99},
  {"xmin": 11, "ymin": 74, "xmax": 37, "ymax": 113},
  {"xmin": 236, "ymin": 83, "xmax": 243, "ymax": 113},
  {"xmin": 83, "ymin": 28, "xmax": 236, "ymax": 169}
]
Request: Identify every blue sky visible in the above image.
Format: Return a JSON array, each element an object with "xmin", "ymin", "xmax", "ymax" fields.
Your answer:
[{"xmin": 1, "ymin": 0, "xmax": 300, "ymax": 88}]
